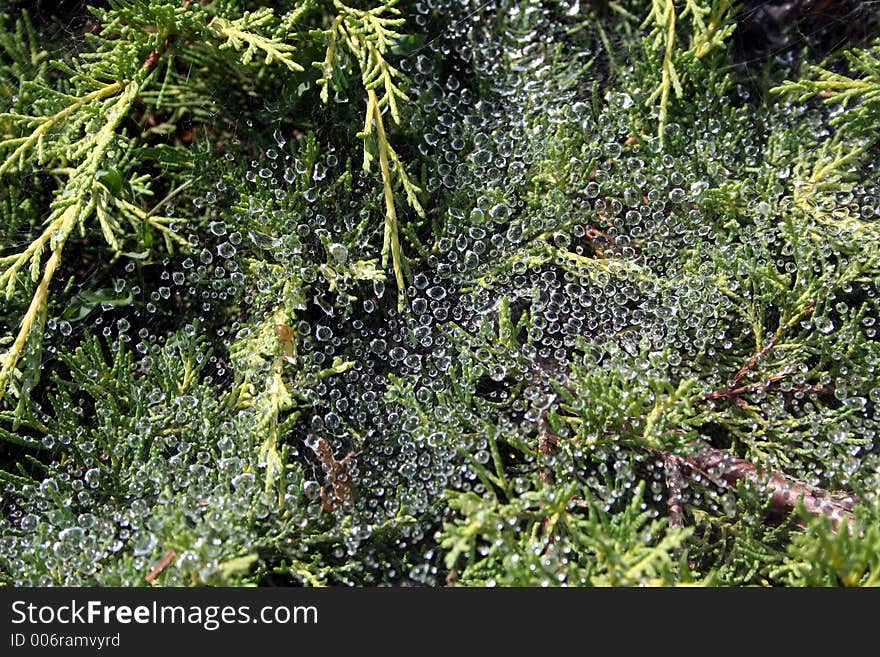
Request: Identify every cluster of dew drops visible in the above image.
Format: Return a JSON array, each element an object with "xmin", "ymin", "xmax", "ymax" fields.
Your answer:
[
  {"xmin": 251, "ymin": 1, "xmax": 878, "ymax": 580},
  {"xmin": 4, "ymin": 0, "xmax": 880, "ymax": 585}
]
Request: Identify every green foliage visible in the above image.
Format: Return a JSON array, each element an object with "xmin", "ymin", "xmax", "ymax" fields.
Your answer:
[
  {"xmin": 0, "ymin": 0, "xmax": 416, "ymax": 403},
  {"xmin": 315, "ymin": 0, "xmax": 425, "ymax": 308},
  {"xmin": 639, "ymin": 0, "xmax": 737, "ymax": 143},
  {"xmin": 442, "ymin": 482, "xmax": 691, "ymax": 586},
  {"xmin": 773, "ymin": 39, "xmax": 880, "ymax": 239},
  {"xmin": 778, "ymin": 504, "xmax": 880, "ymax": 586},
  {"xmin": 773, "ymin": 39, "xmax": 880, "ymax": 146},
  {"xmin": 1, "ymin": 0, "xmax": 879, "ymax": 587}
]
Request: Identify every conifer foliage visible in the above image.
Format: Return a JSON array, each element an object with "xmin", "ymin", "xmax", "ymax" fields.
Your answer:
[{"xmin": 1, "ymin": 1, "xmax": 879, "ymax": 586}]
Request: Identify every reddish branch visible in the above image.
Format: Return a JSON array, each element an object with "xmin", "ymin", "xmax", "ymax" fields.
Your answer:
[
  {"xmin": 307, "ymin": 436, "xmax": 360, "ymax": 513},
  {"xmin": 142, "ymin": 0, "xmax": 193, "ymax": 70},
  {"xmin": 663, "ymin": 453, "xmax": 686, "ymax": 528},
  {"xmin": 537, "ymin": 420, "xmax": 560, "ymax": 546},
  {"xmin": 688, "ymin": 299, "xmax": 856, "ymax": 527},
  {"xmin": 145, "ymin": 549, "xmax": 176, "ymax": 583},
  {"xmin": 535, "ymin": 422, "xmax": 856, "ymax": 534},
  {"xmin": 530, "ymin": 295, "xmax": 852, "ymax": 535},
  {"xmin": 705, "ymin": 300, "xmax": 824, "ymax": 406},
  {"xmin": 704, "ymin": 376, "xmax": 835, "ymax": 404},
  {"xmin": 666, "ymin": 444, "xmax": 857, "ymax": 530},
  {"xmin": 584, "ymin": 226, "xmax": 615, "ymax": 258},
  {"xmin": 537, "ymin": 420, "xmax": 558, "ymax": 486},
  {"xmin": 142, "ymin": 39, "xmax": 169, "ymax": 70},
  {"xmin": 731, "ymin": 334, "xmax": 778, "ymax": 387}
]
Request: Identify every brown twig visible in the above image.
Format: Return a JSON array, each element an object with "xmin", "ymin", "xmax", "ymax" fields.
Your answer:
[
  {"xmin": 706, "ymin": 299, "xmax": 822, "ymax": 405},
  {"xmin": 663, "ymin": 453, "xmax": 686, "ymax": 528},
  {"xmin": 536, "ymin": 419, "xmax": 560, "ymax": 546},
  {"xmin": 584, "ymin": 226, "xmax": 615, "ymax": 258},
  {"xmin": 537, "ymin": 420, "xmax": 558, "ymax": 486},
  {"xmin": 142, "ymin": 0, "xmax": 193, "ymax": 69},
  {"xmin": 145, "ymin": 549, "xmax": 176, "ymax": 583},
  {"xmin": 535, "ymin": 335, "xmax": 852, "ymax": 538},
  {"xmin": 731, "ymin": 334, "xmax": 778, "ymax": 387},
  {"xmin": 704, "ymin": 377, "xmax": 835, "ymax": 403},
  {"xmin": 664, "ymin": 443, "xmax": 856, "ymax": 530},
  {"xmin": 307, "ymin": 435, "xmax": 360, "ymax": 513}
]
